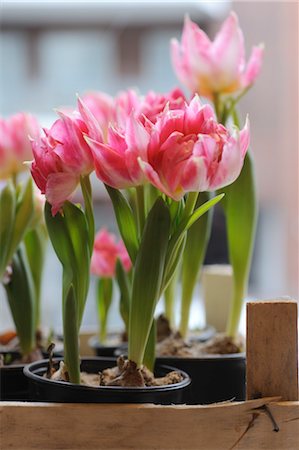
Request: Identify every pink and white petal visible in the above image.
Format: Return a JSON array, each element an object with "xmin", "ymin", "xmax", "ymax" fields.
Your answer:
[
  {"xmin": 171, "ymin": 39, "xmax": 198, "ymax": 93},
  {"xmin": 138, "ymin": 158, "xmax": 177, "ymax": 199},
  {"xmin": 242, "ymin": 45, "xmax": 264, "ymax": 88},
  {"xmin": 211, "ymin": 12, "xmax": 245, "ymax": 86},
  {"xmin": 46, "ymin": 172, "xmax": 79, "ymax": 215},
  {"xmin": 125, "ymin": 148, "xmax": 146, "ymax": 185},
  {"xmin": 87, "ymin": 137, "xmax": 133, "ymax": 188},
  {"xmin": 182, "ymin": 15, "xmax": 211, "ymax": 50},
  {"xmin": 239, "ymin": 116, "xmax": 250, "ymax": 157},
  {"xmin": 107, "ymin": 126, "xmax": 127, "ymax": 154},
  {"xmin": 181, "ymin": 155, "xmax": 210, "ymax": 192},
  {"xmin": 185, "ymin": 100, "xmax": 215, "ymax": 135},
  {"xmin": 209, "ymin": 139, "xmax": 244, "ymax": 190},
  {"xmin": 125, "ymin": 114, "xmax": 150, "ymax": 156},
  {"xmin": 77, "ymin": 96, "xmax": 104, "ymax": 142}
]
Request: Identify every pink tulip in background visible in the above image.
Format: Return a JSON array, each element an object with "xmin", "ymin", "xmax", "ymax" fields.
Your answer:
[
  {"xmin": 31, "ymin": 111, "xmax": 95, "ymax": 215},
  {"xmin": 171, "ymin": 12, "xmax": 264, "ymax": 97},
  {"xmin": 139, "ymin": 95, "xmax": 250, "ymax": 200},
  {"xmin": 80, "ymin": 87, "xmax": 186, "ymax": 141},
  {"xmin": 91, "ymin": 228, "xmax": 132, "ymax": 278},
  {"xmin": 0, "ymin": 113, "xmax": 40, "ymax": 179}
]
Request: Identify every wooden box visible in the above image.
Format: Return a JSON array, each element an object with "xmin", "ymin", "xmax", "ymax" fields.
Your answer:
[{"xmin": 1, "ymin": 300, "xmax": 298, "ymax": 450}]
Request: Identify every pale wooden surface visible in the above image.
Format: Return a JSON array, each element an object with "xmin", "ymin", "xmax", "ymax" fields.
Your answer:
[
  {"xmin": 1, "ymin": 398, "xmax": 299, "ymax": 450},
  {"xmin": 246, "ymin": 300, "xmax": 298, "ymax": 401}
]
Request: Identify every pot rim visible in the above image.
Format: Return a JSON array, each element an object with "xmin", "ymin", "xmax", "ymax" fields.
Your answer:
[
  {"xmin": 23, "ymin": 357, "xmax": 191, "ymax": 393},
  {"xmin": 156, "ymin": 352, "xmax": 246, "ymax": 361}
]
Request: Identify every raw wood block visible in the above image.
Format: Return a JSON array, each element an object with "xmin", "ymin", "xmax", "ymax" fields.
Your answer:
[
  {"xmin": 247, "ymin": 300, "xmax": 298, "ymax": 401},
  {"xmin": 1, "ymin": 398, "xmax": 299, "ymax": 450}
]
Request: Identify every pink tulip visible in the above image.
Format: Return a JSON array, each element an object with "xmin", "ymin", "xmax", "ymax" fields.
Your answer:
[
  {"xmin": 171, "ymin": 12, "xmax": 264, "ymax": 97},
  {"xmin": 91, "ymin": 228, "xmax": 132, "ymax": 278},
  {"xmin": 138, "ymin": 95, "xmax": 250, "ymax": 200},
  {"xmin": 30, "ymin": 111, "xmax": 94, "ymax": 215},
  {"xmin": 0, "ymin": 113, "xmax": 40, "ymax": 179},
  {"xmin": 81, "ymin": 88, "xmax": 187, "ymax": 189}
]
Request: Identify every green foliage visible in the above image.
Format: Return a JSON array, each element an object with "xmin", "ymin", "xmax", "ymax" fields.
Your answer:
[
  {"xmin": 44, "ymin": 200, "xmax": 91, "ymax": 383},
  {"xmin": 105, "ymin": 185, "xmax": 139, "ymax": 263},
  {"xmin": 0, "ymin": 178, "xmax": 34, "ymax": 280},
  {"xmin": 143, "ymin": 319, "xmax": 156, "ymax": 373},
  {"xmin": 179, "ymin": 192, "xmax": 213, "ymax": 337},
  {"xmin": 24, "ymin": 225, "xmax": 47, "ymax": 328},
  {"xmin": 128, "ymin": 197, "xmax": 170, "ymax": 367},
  {"xmin": 4, "ymin": 244, "xmax": 36, "ymax": 355},
  {"xmin": 96, "ymin": 277, "xmax": 113, "ymax": 343},
  {"xmin": 220, "ymin": 152, "xmax": 257, "ymax": 337},
  {"xmin": 116, "ymin": 259, "xmax": 131, "ymax": 334},
  {"xmin": 163, "ymin": 193, "xmax": 224, "ymax": 291}
]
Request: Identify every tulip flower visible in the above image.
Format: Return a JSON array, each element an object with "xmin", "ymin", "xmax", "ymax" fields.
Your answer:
[
  {"xmin": 139, "ymin": 95, "xmax": 250, "ymax": 200},
  {"xmin": 31, "ymin": 111, "xmax": 95, "ymax": 215},
  {"xmin": 0, "ymin": 113, "xmax": 40, "ymax": 180},
  {"xmin": 91, "ymin": 228, "xmax": 131, "ymax": 343},
  {"xmin": 171, "ymin": 12, "xmax": 264, "ymax": 98}
]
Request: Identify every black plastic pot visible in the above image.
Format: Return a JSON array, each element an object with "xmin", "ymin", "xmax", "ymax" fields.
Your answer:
[
  {"xmin": 24, "ymin": 357, "xmax": 191, "ymax": 404},
  {"xmin": 156, "ymin": 353, "xmax": 245, "ymax": 404},
  {"xmin": 89, "ymin": 335, "xmax": 128, "ymax": 357},
  {"xmin": 0, "ymin": 351, "xmax": 30, "ymax": 401}
]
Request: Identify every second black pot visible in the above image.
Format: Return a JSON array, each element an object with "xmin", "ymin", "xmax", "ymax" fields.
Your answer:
[
  {"xmin": 24, "ymin": 357, "xmax": 191, "ymax": 404},
  {"xmin": 0, "ymin": 351, "xmax": 29, "ymax": 401},
  {"xmin": 156, "ymin": 353, "xmax": 246, "ymax": 404},
  {"xmin": 89, "ymin": 335, "xmax": 127, "ymax": 357}
]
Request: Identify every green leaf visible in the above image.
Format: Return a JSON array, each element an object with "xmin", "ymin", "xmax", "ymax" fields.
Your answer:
[
  {"xmin": 128, "ymin": 197, "xmax": 170, "ymax": 367},
  {"xmin": 63, "ymin": 284, "xmax": 80, "ymax": 384},
  {"xmin": 105, "ymin": 185, "xmax": 139, "ymax": 263},
  {"xmin": 44, "ymin": 200, "xmax": 91, "ymax": 384},
  {"xmin": 143, "ymin": 319, "xmax": 156, "ymax": 372},
  {"xmin": 45, "ymin": 201, "xmax": 90, "ymax": 327},
  {"xmin": 164, "ymin": 194, "xmax": 224, "ymax": 292},
  {"xmin": 80, "ymin": 175, "xmax": 95, "ymax": 253},
  {"xmin": 7, "ymin": 178, "xmax": 35, "ymax": 260},
  {"xmin": 220, "ymin": 152, "xmax": 257, "ymax": 337},
  {"xmin": 24, "ymin": 225, "xmax": 47, "ymax": 328},
  {"xmin": 4, "ymin": 244, "xmax": 36, "ymax": 355},
  {"xmin": 0, "ymin": 181, "xmax": 16, "ymax": 279},
  {"xmin": 116, "ymin": 259, "xmax": 131, "ymax": 334},
  {"xmin": 96, "ymin": 277, "xmax": 113, "ymax": 343},
  {"xmin": 163, "ymin": 263, "xmax": 180, "ymax": 330},
  {"xmin": 179, "ymin": 192, "xmax": 213, "ymax": 337}
]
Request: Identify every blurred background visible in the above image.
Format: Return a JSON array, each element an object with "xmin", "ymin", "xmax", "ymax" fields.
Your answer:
[{"xmin": 1, "ymin": 0, "xmax": 298, "ymax": 334}]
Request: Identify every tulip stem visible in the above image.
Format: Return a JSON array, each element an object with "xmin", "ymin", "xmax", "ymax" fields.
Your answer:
[
  {"xmin": 184, "ymin": 192, "xmax": 199, "ymax": 219},
  {"xmin": 213, "ymin": 93, "xmax": 222, "ymax": 121},
  {"xmin": 135, "ymin": 185, "xmax": 145, "ymax": 238},
  {"xmin": 80, "ymin": 175, "xmax": 95, "ymax": 252}
]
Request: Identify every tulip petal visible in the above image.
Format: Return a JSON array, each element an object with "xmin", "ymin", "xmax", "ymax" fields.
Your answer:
[
  {"xmin": 242, "ymin": 45, "xmax": 264, "ymax": 88},
  {"xmin": 46, "ymin": 172, "xmax": 79, "ymax": 215}
]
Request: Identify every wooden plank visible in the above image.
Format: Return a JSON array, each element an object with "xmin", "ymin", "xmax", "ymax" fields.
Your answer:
[
  {"xmin": 246, "ymin": 300, "xmax": 298, "ymax": 401},
  {"xmin": 1, "ymin": 398, "xmax": 299, "ymax": 450}
]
